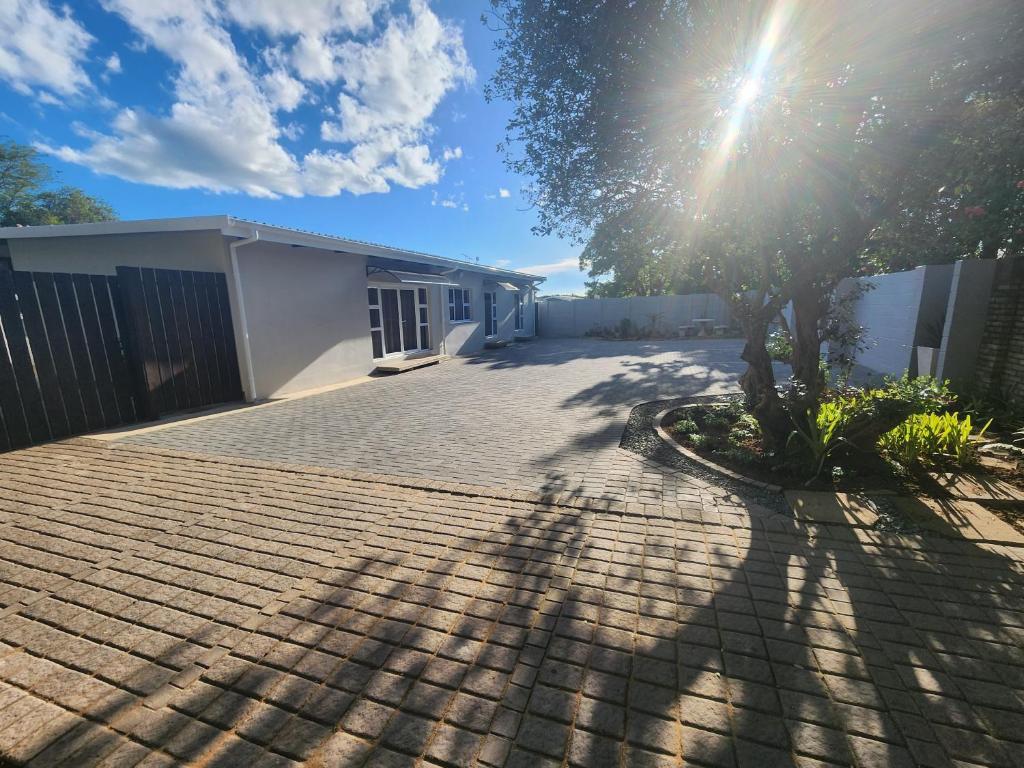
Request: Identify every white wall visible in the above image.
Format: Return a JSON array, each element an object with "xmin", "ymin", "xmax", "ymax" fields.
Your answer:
[
  {"xmin": 7, "ymin": 230, "xmax": 229, "ymax": 274},
  {"xmin": 831, "ymin": 264, "xmax": 955, "ymax": 382},
  {"xmin": 537, "ymin": 292, "xmax": 731, "ymax": 337},
  {"xmin": 233, "ymin": 241, "xmax": 374, "ymax": 399}
]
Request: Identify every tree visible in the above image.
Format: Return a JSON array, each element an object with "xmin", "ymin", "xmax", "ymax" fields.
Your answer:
[
  {"xmin": 0, "ymin": 140, "xmax": 116, "ymax": 227},
  {"xmin": 487, "ymin": 0, "xmax": 1024, "ymax": 447},
  {"xmin": 582, "ymin": 213, "xmax": 709, "ymax": 297}
]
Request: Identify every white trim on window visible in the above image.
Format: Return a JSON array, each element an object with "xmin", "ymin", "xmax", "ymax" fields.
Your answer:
[
  {"xmin": 514, "ymin": 292, "xmax": 524, "ymax": 331},
  {"xmin": 447, "ymin": 287, "xmax": 473, "ymax": 323}
]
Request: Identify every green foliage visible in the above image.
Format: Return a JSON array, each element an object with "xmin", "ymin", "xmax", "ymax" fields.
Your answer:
[
  {"xmin": 878, "ymin": 412, "xmax": 992, "ymax": 468},
  {"xmin": 956, "ymin": 383, "xmax": 1024, "ymax": 433},
  {"xmin": 689, "ymin": 433, "xmax": 709, "ymax": 449},
  {"xmin": 786, "ymin": 399, "xmax": 860, "ymax": 483},
  {"xmin": 766, "ymin": 328, "xmax": 792, "ymax": 363},
  {"xmin": 711, "ymin": 446, "xmax": 759, "ymax": 467},
  {"xmin": 876, "ymin": 373, "xmax": 956, "ymax": 414},
  {"xmin": 0, "ymin": 141, "xmax": 115, "ymax": 226},
  {"xmin": 488, "ymin": 0, "xmax": 1023, "ymax": 442},
  {"xmin": 582, "ymin": 216, "xmax": 710, "ymax": 297},
  {"xmin": 728, "ymin": 414, "xmax": 760, "ymax": 445},
  {"xmin": 702, "ymin": 413, "xmax": 731, "ymax": 431},
  {"xmin": 831, "ymin": 374, "xmax": 957, "ymax": 449},
  {"xmin": 672, "ymin": 417, "xmax": 699, "ymax": 435}
]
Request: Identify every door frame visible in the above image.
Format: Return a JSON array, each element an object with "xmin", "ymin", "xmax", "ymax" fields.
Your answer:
[
  {"xmin": 368, "ymin": 283, "xmax": 431, "ymax": 360},
  {"xmin": 484, "ymin": 290, "xmax": 498, "ymax": 338}
]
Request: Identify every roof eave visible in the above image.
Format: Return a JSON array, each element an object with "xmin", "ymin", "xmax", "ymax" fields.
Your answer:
[{"xmin": 0, "ymin": 215, "xmax": 546, "ymax": 284}]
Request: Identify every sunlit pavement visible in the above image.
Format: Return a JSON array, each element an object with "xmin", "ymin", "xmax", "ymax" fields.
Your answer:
[{"xmin": 0, "ymin": 342, "xmax": 1021, "ymax": 767}]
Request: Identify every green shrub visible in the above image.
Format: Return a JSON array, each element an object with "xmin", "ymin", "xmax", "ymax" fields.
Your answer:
[
  {"xmin": 672, "ymin": 417, "xmax": 699, "ymax": 435},
  {"xmin": 877, "ymin": 373, "xmax": 956, "ymax": 414},
  {"xmin": 702, "ymin": 414, "xmax": 731, "ymax": 430},
  {"xmin": 878, "ymin": 412, "xmax": 992, "ymax": 468},
  {"xmin": 728, "ymin": 414, "xmax": 760, "ymax": 446},
  {"xmin": 689, "ymin": 433, "xmax": 709, "ymax": 449},
  {"xmin": 766, "ymin": 328, "xmax": 792, "ymax": 362},
  {"xmin": 833, "ymin": 374, "xmax": 955, "ymax": 449},
  {"xmin": 712, "ymin": 446, "xmax": 758, "ymax": 467},
  {"xmin": 787, "ymin": 398, "xmax": 860, "ymax": 483}
]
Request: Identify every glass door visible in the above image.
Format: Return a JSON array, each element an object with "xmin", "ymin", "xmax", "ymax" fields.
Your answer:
[
  {"xmin": 369, "ymin": 286, "xmax": 430, "ymax": 359},
  {"xmin": 484, "ymin": 291, "xmax": 497, "ymax": 337}
]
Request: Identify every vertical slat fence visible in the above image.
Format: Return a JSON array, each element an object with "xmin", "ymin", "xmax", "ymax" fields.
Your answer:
[
  {"xmin": 0, "ymin": 269, "xmax": 138, "ymax": 450},
  {"xmin": 116, "ymin": 266, "xmax": 243, "ymax": 420}
]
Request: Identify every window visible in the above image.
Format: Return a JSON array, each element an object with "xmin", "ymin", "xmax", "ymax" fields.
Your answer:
[
  {"xmin": 448, "ymin": 287, "xmax": 472, "ymax": 322},
  {"xmin": 368, "ymin": 287, "xmax": 383, "ymax": 359},
  {"xmin": 514, "ymin": 292, "xmax": 524, "ymax": 331}
]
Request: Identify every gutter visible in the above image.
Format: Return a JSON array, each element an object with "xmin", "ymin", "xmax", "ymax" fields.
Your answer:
[{"xmin": 228, "ymin": 229, "xmax": 259, "ymax": 401}]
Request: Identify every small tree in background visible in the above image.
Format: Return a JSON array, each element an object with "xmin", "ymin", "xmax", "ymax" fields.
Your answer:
[{"xmin": 0, "ymin": 140, "xmax": 115, "ymax": 227}]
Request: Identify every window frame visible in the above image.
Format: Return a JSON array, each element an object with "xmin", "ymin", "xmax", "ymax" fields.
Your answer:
[
  {"xmin": 369, "ymin": 284, "xmax": 431, "ymax": 360},
  {"xmin": 484, "ymin": 290, "xmax": 498, "ymax": 337},
  {"xmin": 514, "ymin": 292, "xmax": 525, "ymax": 331},
  {"xmin": 447, "ymin": 287, "xmax": 473, "ymax": 323}
]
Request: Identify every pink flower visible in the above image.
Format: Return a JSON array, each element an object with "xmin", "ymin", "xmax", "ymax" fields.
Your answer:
[
  {"xmin": 1017, "ymin": 180, "xmax": 1024, "ymax": 189},
  {"xmin": 964, "ymin": 205, "xmax": 987, "ymax": 219}
]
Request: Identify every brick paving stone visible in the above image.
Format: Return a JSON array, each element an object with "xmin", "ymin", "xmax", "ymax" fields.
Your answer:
[
  {"xmin": 425, "ymin": 723, "xmax": 483, "ymax": 767},
  {"xmin": 117, "ymin": 339, "xmax": 745, "ymax": 499},
  {"xmin": 0, "ymin": 364, "xmax": 1022, "ymax": 768}
]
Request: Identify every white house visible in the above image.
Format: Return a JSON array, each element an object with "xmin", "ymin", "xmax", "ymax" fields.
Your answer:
[{"xmin": 0, "ymin": 215, "xmax": 543, "ymax": 402}]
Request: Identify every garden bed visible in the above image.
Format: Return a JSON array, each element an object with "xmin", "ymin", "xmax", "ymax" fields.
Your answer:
[
  {"xmin": 661, "ymin": 399, "xmax": 909, "ymax": 493},
  {"xmin": 661, "ymin": 391, "xmax": 1024, "ymax": 501}
]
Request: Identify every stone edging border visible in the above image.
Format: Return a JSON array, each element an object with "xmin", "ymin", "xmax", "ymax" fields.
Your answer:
[{"xmin": 653, "ymin": 403, "xmax": 784, "ymax": 493}]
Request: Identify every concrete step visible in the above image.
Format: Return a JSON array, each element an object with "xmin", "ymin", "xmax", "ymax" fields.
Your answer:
[{"xmin": 374, "ymin": 354, "xmax": 447, "ymax": 374}]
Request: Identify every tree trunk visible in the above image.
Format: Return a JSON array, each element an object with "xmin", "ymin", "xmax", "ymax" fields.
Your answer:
[
  {"xmin": 789, "ymin": 279, "xmax": 826, "ymax": 418},
  {"xmin": 738, "ymin": 312, "xmax": 792, "ymax": 451}
]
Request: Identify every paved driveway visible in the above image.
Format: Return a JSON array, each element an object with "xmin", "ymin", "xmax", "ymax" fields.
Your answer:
[
  {"xmin": 2, "ymin": 340, "xmax": 1023, "ymax": 768},
  {"xmin": 118, "ymin": 338, "xmax": 747, "ymax": 502}
]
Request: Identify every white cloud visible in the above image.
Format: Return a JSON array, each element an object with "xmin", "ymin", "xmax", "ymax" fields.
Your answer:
[
  {"xmin": 431, "ymin": 190, "xmax": 468, "ymax": 211},
  {"xmin": 36, "ymin": 0, "xmax": 473, "ymax": 199},
  {"xmin": 0, "ymin": 0, "xmax": 94, "ymax": 97},
  {"xmin": 105, "ymin": 53, "xmax": 122, "ymax": 74},
  {"xmin": 224, "ymin": 0, "xmax": 384, "ymax": 36},
  {"xmin": 498, "ymin": 187, "xmax": 511, "ymax": 198},
  {"xmin": 494, "ymin": 259, "xmax": 511, "ymax": 267},
  {"xmin": 521, "ymin": 257, "xmax": 581, "ymax": 276},
  {"xmin": 261, "ymin": 68, "xmax": 305, "ymax": 112}
]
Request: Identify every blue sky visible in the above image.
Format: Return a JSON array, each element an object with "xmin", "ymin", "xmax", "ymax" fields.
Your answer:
[{"xmin": 0, "ymin": 0, "xmax": 587, "ymax": 294}]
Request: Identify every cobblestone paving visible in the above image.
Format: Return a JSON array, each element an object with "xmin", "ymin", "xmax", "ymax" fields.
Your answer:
[
  {"xmin": 1, "ymin": 440, "xmax": 1023, "ymax": 767},
  {"xmin": 117, "ymin": 339, "xmax": 747, "ymax": 502}
]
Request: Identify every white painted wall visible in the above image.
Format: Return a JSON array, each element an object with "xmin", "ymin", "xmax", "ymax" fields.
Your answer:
[
  {"xmin": 6, "ymin": 230, "xmax": 229, "ymax": 274},
  {"xmin": 831, "ymin": 264, "xmax": 955, "ymax": 382},
  {"xmin": 233, "ymin": 241, "xmax": 373, "ymax": 399},
  {"xmin": 537, "ymin": 292, "xmax": 732, "ymax": 337}
]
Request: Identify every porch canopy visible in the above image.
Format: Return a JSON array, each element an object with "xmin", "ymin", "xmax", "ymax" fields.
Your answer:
[{"xmin": 367, "ymin": 255, "xmax": 459, "ymax": 286}]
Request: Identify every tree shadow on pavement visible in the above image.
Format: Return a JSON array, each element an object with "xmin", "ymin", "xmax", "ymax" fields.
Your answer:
[{"xmin": 4, "ymin": 450, "xmax": 1024, "ymax": 768}]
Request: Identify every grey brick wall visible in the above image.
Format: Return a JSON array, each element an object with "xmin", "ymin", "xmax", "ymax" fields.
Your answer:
[{"xmin": 973, "ymin": 256, "xmax": 1024, "ymax": 402}]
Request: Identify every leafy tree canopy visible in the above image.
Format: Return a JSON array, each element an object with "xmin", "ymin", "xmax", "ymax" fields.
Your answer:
[
  {"xmin": 0, "ymin": 140, "xmax": 116, "ymax": 227},
  {"xmin": 488, "ymin": 0, "xmax": 1024, "ymax": 444}
]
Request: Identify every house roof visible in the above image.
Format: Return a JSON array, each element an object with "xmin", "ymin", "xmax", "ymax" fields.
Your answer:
[{"xmin": 0, "ymin": 214, "xmax": 545, "ymax": 284}]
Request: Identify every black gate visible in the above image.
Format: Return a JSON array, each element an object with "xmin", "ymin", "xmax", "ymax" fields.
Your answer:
[
  {"xmin": 0, "ymin": 269, "xmax": 137, "ymax": 451},
  {"xmin": 0, "ymin": 265, "xmax": 244, "ymax": 452},
  {"xmin": 116, "ymin": 266, "xmax": 243, "ymax": 420}
]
